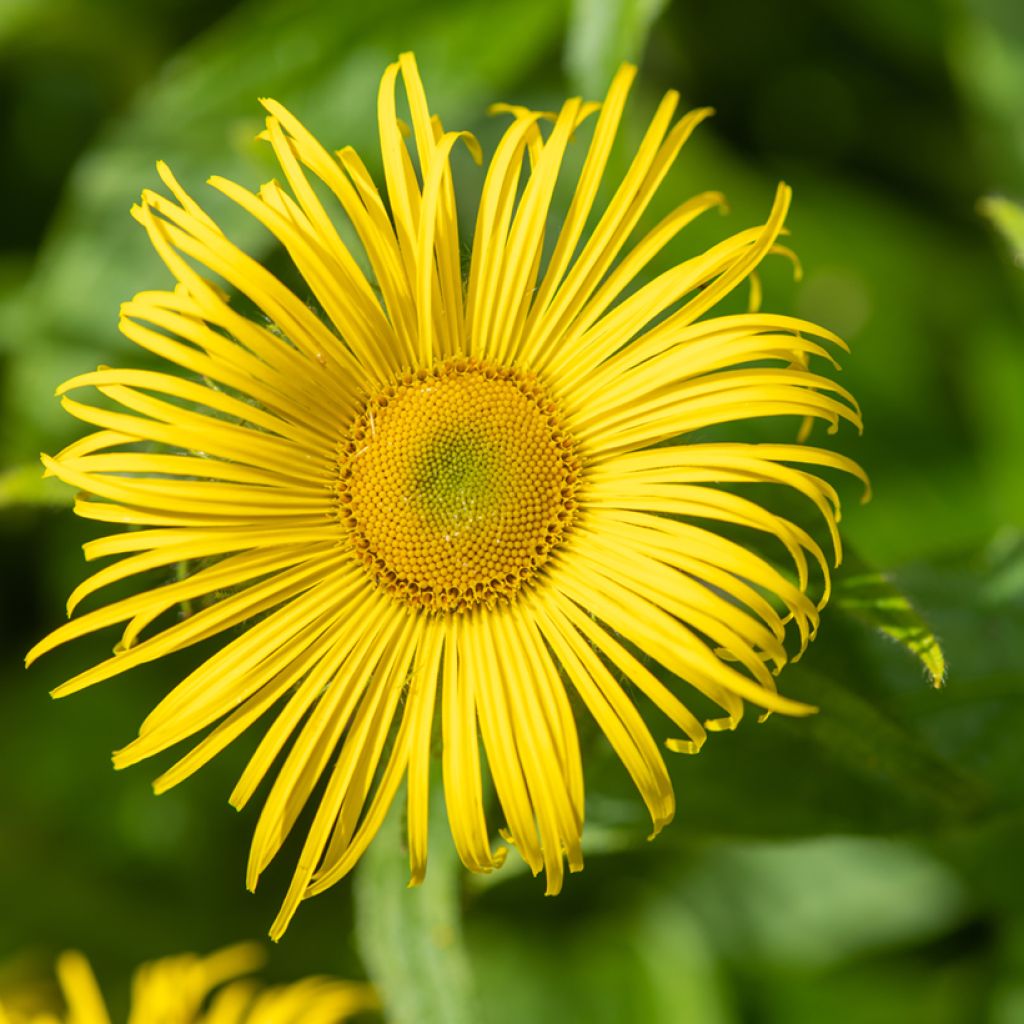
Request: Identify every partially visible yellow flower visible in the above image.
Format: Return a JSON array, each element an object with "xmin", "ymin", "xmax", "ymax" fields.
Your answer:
[
  {"xmin": 29, "ymin": 53, "xmax": 868, "ymax": 937},
  {"xmin": 0, "ymin": 944, "xmax": 375, "ymax": 1024}
]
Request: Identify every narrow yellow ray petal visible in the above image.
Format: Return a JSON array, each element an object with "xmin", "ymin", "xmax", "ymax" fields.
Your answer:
[
  {"xmin": 415, "ymin": 130, "xmax": 480, "ymax": 365},
  {"xmin": 505, "ymin": 607, "xmax": 585, "ymax": 830},
  {"xmin": 56, "ymin": 394, "xmax": 322, "ymax": 484},
  {"xmin": 583, "ymin": 388, "xmax": 861, "ymax": 455},
  {"xmin": 377, "ymin": 60, "xmax": 419, "ymax": 278},
  {"xmin": 407, "ymin": 617, "xmax": 446, "ymax": 884},
  {"xmin": 128, "ymin": 205, "xmax": 329, "ymax": 397},
  {"xmin": 590, "ymin": 441, "xmax": 867, "ymax": 559},
  {"xmin": 552, "ymin": 190, "xmax": 727, "ymax": 364},
  {"xmin": 528, "ymin": 589, "xmax": 675, "ymax": 834},
  {"xmin": 53, "ymin": 428, "xmax": 139, "ymax": 462},
  {"xmin": 260, "ymin": 114, "xmax": 388, "ymax": 325},
  {"xmin": 494, "ymin": 610, "xmax": 582, "ymax": 883},
  {"xmin": 305, "ymin": 618, "xmax": 440, "ymax": 893},
  {"xmin": 30, "ymin": 542, "xmax": 324, "ymax": 667},
  {"xmin": 155, "ymin": 160, "xmax": 222, "ymax": 232},
  {"xmin": 582, "ymin": 479, "xmax": 831, "ymax": 613},
  {"xmin": 546, "ymin": 588, "xmax": 706, "ymax": 753},
  {"xmin": 442, "ymin": 614, "xmax": 505, "ymax": 873},
  {"xmin": 57, "ymin": 452, "xmax": 328, "ymax": 494},
  {"xmin": 335, "ymin": 144, "xmax": 419, "ymax": 356},
  {"xmin": 576, "ymin": 366, "xmax": 861, "ymax": 439},
  {"xmin": 525, "ymin": 64, "xmax": 637, "ymax": 324},
  {"xmin": 466, "ymin": 114, "xmax": 545, "ymax": 358},
  {"xmin": 149, "ymin": 601, "xmax": 355, "ymax": 793},
  {"xmin": 211, "ymin": 170, "xmax": 395, "ymax": 383},
  {"xmin": 69, "ymin": 495, "xmax": 327, "ymax": 531},
  {"xmin": 118, "ymin": 303, "xmax": 343, "ymax": 435},
  {"xmin": 397, "ymin": 52, "xmax": 440, "ymax": 177},
  {"xmin": 120, "ymin": 569, "xmax": 364, "ymax": 765},
  {"xmin": 112, "ymin": 544, "xmax": 333, "ymax": 654},
  {"xmin": 674, "ymin": 182, "xmax": 792, "ymax": 326},
  {"xmin": 138, "ymin": 195, "xmax": 364, "ymax": 395},
  {"xmin": 228, "ymin": 592, "xmax": 390, "ymax": 812},
  {"xmin": 569, "ymin": 530, "xmax": 785, "ymax": 681},
  {"xmin": 488, "ymin": 97, "xmax": 587, "ymax": 365},
  {"xmin": 569, "ymin": 328, "xmax": 843, "ymax": 415},
  {"xmin": 546, "ymin": 226, "xmax": 762, "ymax": 385},
  {"xmin": 41, "ymin": 551, "xmax": 343, "ymax": 695},
  {"xmin": 551, "ymin": 553, "xmax": 747, "ymax": 731},
  {"xmin": 81, "ymin": 524, "xmax": 330, "ymax": 561},
  {"xmin": 525, "ymin": 105, "xmax": 714, "ymax": 370},
  {"xmin": 245, "ymin": 597, "xmax": 406, "ymax": 891},
  {"xmin": 466, "ymin": 612, "xmax": 544, "ymax": 874},
  {"xmin": 552, "ymin": 549, "xmax": 816, "ymax": 719},
  {"xmin": 43, "ymin": 454, "xmax": 332, "ymax": 520},
  {"xmin": 587, "ymin": 509, "xmax": 819, "ymax": 642},
  {"xmin": 65, "ymin": 525, "xmax": 331, "ymax": 616},
  {"xmin": 315, "ymin": 616, "xmax": 423, "ymax": 877},
  {"xmin": 124, "ymin": 281, "xmax": 344, "ymax": 411},
  {"xmin": 489, "ymin": 102, "xmax": 553, "ymax": 168},
  {"xmin": 260, "ymin": 99, "xmax": 416, "ymax": 358},
  {"xmin": 269, "ymin": 612, "xmax": 420, "ymax": 938},
  {"xmin": 490, "ymin": 99, "xmax": 601, "ymax": 359},
  {"xmin": 578, "ymin": 314, "xmax": 849, "ymax": 407},
  {"xmin": 56, "ymin": 366, "xmax": 316, "ymax": 447},
  {"xmin": 303, "ymin": 616, "xmax": 442, "ymax": 894},
  {"xmin": 56, "ymin": 951, "xmax": 112, "ymax": 1024}
]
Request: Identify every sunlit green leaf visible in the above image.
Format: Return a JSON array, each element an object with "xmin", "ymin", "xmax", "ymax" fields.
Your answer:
[
  {"xmin": 0, "ymin": 463, "xmax": 72, "ymax": 507},
  {"xmin": 836, "ymin": 569, "xmax": 947, "ymax": 687},
  {"xmin": 565, "ymin": 0, "xmax": 668, "ymax": 96},
  {"xmin": 978, "ymin": 195, "xmax": 1024, "ymax": 266}
]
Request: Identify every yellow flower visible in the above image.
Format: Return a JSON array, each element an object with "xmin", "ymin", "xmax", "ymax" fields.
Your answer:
[
  {"xmin": 0, "ymin": 944, "xmax": 374, "ymax": 1023},
  {"xmin": 28, "ymin": 53, "xmax": 868, "ymax": 938}
]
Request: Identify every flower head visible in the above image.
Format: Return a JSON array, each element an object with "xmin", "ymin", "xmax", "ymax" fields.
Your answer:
[
  {"xmin": 0, "ymin": 944, "xmax": 374, "ymax": 1023},
  {"xmin": 29, "ymin": 53, "xmax": 868, "ymax": 937}
]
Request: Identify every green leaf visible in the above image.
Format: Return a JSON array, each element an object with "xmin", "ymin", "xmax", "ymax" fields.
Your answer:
[
  {"xmin": 660, "ymin": 662, "xmax": 985, "ymax": 839},
  {"xmin": 0, "ymin": 463, "xmax": 73, "ymax": 507},
  {"xmin": 354, "ymin": 784, "xmax": 479, "ymax": 1024},
  {"xmin": 835, "ymin": 567, "xmax": 947, "ymax": 688},
  {"xmin": 682, "ymin": 836, "xmax": 968, "ymax": 969},
  {"xmin": 0, "ymin": 0, "xmax": 41, "ymax": 46},
  {"xmin": 467, "ymin": 886, "xmax": 733, "ymax": 1024},
  {"xmin": 565, "ymin": 0, "xmax": 668, "ymax": 96},
  {"xmin": 978, "ymin": 195, "xmax": 1024, "ymax": 266}
]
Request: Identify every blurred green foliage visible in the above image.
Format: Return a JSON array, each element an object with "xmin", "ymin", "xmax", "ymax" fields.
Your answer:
[{"xmin": 2, "ymin": 0, "xmax": 1024, "ymax": 1021}]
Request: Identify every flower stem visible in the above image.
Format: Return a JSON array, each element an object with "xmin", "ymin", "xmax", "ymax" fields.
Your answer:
[{"xmin": 353, "ymin": 781, "xmax": 479, "ymax": 1024}]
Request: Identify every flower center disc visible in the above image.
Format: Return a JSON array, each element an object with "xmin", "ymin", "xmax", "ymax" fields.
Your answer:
[{"xmin": 339, "ymin": 360, "xmax": 579, "ymax": 612}]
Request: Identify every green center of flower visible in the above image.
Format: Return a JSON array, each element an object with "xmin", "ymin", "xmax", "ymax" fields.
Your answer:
[
  {"xmin": 338, "ymin": 359, "xmax": 579, "ymax": 612},
  {"xmin": 412, "ymin": 431, "xmax": 497, "ymax": 524}
]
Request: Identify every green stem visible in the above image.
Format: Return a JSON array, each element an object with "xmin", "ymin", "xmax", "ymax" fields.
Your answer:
[{"xmin": 353, "ymin": 781, "xmax": 479, "ymax": 1024}]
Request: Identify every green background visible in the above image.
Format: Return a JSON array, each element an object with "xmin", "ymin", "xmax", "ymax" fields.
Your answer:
[{"xmin": 2, "ymin": 0, "xmax": 1023, "ymax": 1020}]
